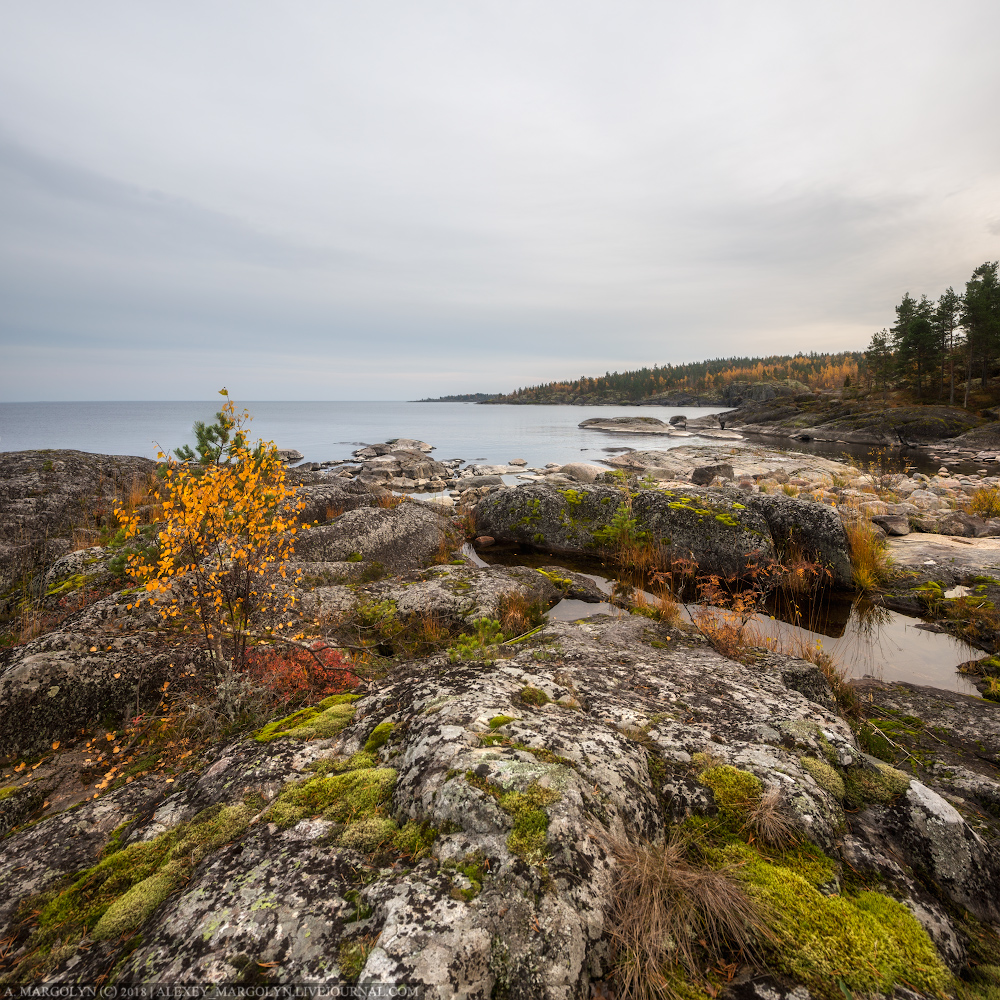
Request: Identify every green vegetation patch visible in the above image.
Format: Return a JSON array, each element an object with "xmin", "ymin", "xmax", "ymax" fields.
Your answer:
[
  {"xmin": 448, "ymin": 618, "xmax": 504, "ymax": 662},
  {"xmin": 254, "ymin": 693, "xmax": 361, "ymax": 743},
  {"xmin": 843, "ymin": 762, "xmax": 911, "ymax": 808},
  {"xmin": 800, "ymin": 756, "xmax": 846, "ymax": 801},
  {"xmin": 264, "ymin": 752, "xmax": 435, "ymax": 860},
  {"xmin": 0, "ymin": 786, "xmax": 17, "ymax": 801},
  {"xmin": 489, "ymin": 715, "xmax": 516, "ymax": 730},
  {"xmin": 9, "ymin": 796, "xmax": 261, "ymax": 980},
  {"xmin": 45, "ymin": 574, "xmax": 88, "ymax": 598},
  {"xmin": 363, "ymin": 722, "xmax": 395, "ymax": 753},
  {"xmin": 699, "ymin": 765, "xmax": 762, "ymax": 824},
  {"xmin": 465, "ymin": 772, "xmax": 559, "ymax": 865},
  {"xmin": 519, "ymin": 686, "xmax": 550, "ymax": 707},
  {"xmin": 715, "ymin": 841, "xmax": 951, "ymax": 997}
]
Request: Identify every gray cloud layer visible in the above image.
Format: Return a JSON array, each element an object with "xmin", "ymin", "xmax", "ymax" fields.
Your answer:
[{"xmin": 1, "ymin": 0, "xmax": 999, "ymax": 399}]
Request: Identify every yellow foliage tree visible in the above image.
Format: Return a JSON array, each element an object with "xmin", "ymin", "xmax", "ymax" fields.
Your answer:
[{"xmin": 116, "ymin": 392, "xmax": 306, "ymax": 662}]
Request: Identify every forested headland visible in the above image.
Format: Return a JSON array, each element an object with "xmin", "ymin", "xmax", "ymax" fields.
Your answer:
[{"xmin": 457, "ymin": 260, "xmax": 1000, "ymax": 410}]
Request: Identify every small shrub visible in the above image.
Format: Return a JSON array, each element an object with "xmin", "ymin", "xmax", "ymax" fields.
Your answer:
[
  {"xmin": 447, "ymin": 618, "xmax": 504, "ymax": 661},
  {"xmin": 744, "ymin": 786, "xmax": 798, "ymax": 847},
  {"xmin": 497, "ymin": 591, "xmax": 545, "ymax": 637},
  {"xmin": 243, "ymin": 642, "xmax": 356, "ymax": 711},
  {"xmin": 968, "ymin": 485, "xmax": 1000, "ymax": 519}
]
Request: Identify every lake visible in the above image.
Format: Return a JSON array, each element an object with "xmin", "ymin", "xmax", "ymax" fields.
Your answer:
[{"xmin": 0, "ymin": 400, "xmax": 730, "ymax": 467}]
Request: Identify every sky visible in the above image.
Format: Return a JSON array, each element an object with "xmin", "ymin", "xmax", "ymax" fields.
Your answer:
[{"xmin": 1, "ymin": 1, "xmax": 999, "ymax": 401}]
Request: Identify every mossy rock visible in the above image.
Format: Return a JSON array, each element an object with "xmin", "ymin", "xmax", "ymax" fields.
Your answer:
[{"xmin": 255, "ymin": 694, "xmax": 362, "ymax": 743}]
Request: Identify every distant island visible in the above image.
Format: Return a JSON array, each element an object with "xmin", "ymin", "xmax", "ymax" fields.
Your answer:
[{"xmin": 415, "ymin": 392, "xmax": 502, "ymax": 402}]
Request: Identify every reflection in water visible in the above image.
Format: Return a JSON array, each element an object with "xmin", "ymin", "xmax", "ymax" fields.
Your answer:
[
  {"xmin": 469, "ymin": 543, "xmax": 981, "ymax": 696},
  {"xmin": 723, "ymin": 600, "xmax": 979, "ymax": 697}
]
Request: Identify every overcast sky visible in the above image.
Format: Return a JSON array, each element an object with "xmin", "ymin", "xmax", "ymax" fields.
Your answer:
[{"xmin": 1, "ymin": 1, "xmax": 999, "ymax": 400}]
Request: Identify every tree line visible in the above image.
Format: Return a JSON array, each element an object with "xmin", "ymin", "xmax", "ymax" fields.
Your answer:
[
  {"xmin": 866, "ymin": 262, "xmax": 1000, "ymax": 406},
  {"xmin": 493, "ymin": 353, "xmax": 864, "ymax": 403}
]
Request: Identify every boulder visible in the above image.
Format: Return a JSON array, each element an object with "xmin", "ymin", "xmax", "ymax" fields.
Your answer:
[
  {"xmin": 668, "ymin": 414, "xmax": 687, "ymax": 428},
  {"xmin": 293, "ymin": 480, "xmax": 381, "ymax": 522},
  {"xmin": 475, "ymin": 483, "xmax": 778, "ymax": 580},
  {"xmin": 745, "ymin": 493, "xmax": 853, "ymax": 587},
  {"xmin": 389, "ymin": 449, "xmax": 450, "ymax": 481},
  {"xmin": 871, "ymin": 514, "xmax": 911, "ymax": 536},
  {"xmin": 0, "ymin": 597, "xmax": 176, "ymax": 758},
  {"xmin": 275, "ymin": 449, "xmax": 304, "ymax": 463},
  {"xmin": 558, "ymin": 462, "xmax": 610, "ymax": 484},
  {"xmin": 370, "ymin": 564, "xmax": 559, "ymax": 625},
  {"xmin": 690, "ymin": 463, "xmax": 734, "ymax": 485},
  {"xmin": 292, "ymin": 503, "xmax": 454, "ymax": 572},
  {"xmin": 0, "ymin": 449, "xmax": 156, "ymax": 601},
  {"xmin": 3, "ymin": 613, "xmax": 986, "ymax": 992},
  {"xmin": 938, "ymin": 512, "xmax": 989, "ymax": 538}
]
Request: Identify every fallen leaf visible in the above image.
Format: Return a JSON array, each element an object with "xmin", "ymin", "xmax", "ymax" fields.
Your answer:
[
  {"xmin": 51, "ymin": 741, "xmax": 60, "ymax": 751},
  {"xmin": 106, "ymin": 733, "xmax": 115, "ymax": 741},
  {"xmin": 113, "ymin": 673, "xmax": 121, "ymax": 679},
  {"xmin": 90, "ymin": 647, "xmax": 98, "ymax": 653}
]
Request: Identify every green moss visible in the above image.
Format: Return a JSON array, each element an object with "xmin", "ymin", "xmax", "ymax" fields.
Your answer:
[
  {"xmin": 0, "ymin": 786, "xmax": 17, "ymax": 800},
  {"xmin": 843, "ymin": 762, "xmax": 911, "ymax": 808},
  {"xmin": 515, "ymin": 498, "xmax": 543, "ymax": 528},
  {"xmin": 536, "ymin": 569, "xmax": 572, "ymax": 592},
  {"xmin": 699, "ymin": 765, "xmax": 762, "ymax": 822},
  {"xmin": 264, "ymin": 756, "xmax": 397, "ymax": 830},
  {"xmin": 465, "ymin": 772, "xmax": 559, "ymax": 866},
  {"xmin": 99, "ymin": 818, "xmax": 134, "ymax": 858},
  {"xmin": 444, "ymin": 851, "xmax": 487, "ymax": 901},
  {"xmin": 338, "ymin": 937, "xmax": 374, "ymax": 981},
  {"xmin": 91, "ymin": 862, "xmax": 183, "ymax": 940},
  {"xmin": 363, "ymin": 722, "xmax": 395, "ymax": 753},
  {"xmin": 254, "ymin": 693, "xmax": 361, "ymax": 743},
  {"xmin": 45, "ymin": 573, "xmax": 87, "ymax": 597},
  {"xmin": 338, "ymin": 816, "xmax": 399, "ymax": 852},
  {"xmin": 489, "ymin": 714, "xmax": 516, "ymax": 730},
  {"xmin": 15, "ymin": 797, "xmax": 260, "ymax": 973},
  {"xmin": 346, "ymin": 551, "xmax": 364, "ymax": 562},
  {"xmin": 800, "ymin": 756, "xmax": 846, "ymax": 801},
  {"xmin": 519, "ymin": 686, "xmax": 550, "ymax": 707},
  {"xmin": 392, "ymin": 820, "xmax": 437, "ymax": 860},
  {"xmin": 499, "ymin": 785, "xmax": 559, "ymax": 865},
  {"xmin": 716, "ymin": 842, "xmax": 951, "ymax": 996}
]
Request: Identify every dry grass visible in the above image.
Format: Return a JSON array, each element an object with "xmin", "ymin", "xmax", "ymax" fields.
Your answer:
[
  {"xmin": 376, "ymin": 492, "xmax": 408, "ymax": 509},
  {"xmin": 840, "ymin": 502, "xmax": 891, "ymax": 592},
  {"xmin": 744, "ymin": 786, "xmax": 798, "ymax": 847},
  {"xmin": 497, "ymin": 590, "xmax": 543, "ymax": 637},
  {"xmin": 607, "ymin": 831, "xmax": 765, "ymax": 1000},
  {"xmin": 324, "ymin": 504, "xmax": 344, "ymax": 521}
]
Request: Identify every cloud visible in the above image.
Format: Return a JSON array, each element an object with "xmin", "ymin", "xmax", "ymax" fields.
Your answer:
[{"xmin": 0, "ymin": 1, "xmax": 999, "ymax": 399}]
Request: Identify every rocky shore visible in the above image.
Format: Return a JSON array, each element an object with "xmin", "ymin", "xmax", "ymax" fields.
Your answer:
[{"xmin": 2, "ymin": 445, "xmax": 1000, "ymax": 995}]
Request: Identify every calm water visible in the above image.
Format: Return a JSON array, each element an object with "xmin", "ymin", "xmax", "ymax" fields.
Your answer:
[
  {"xmin": 470, "ymin": 546, "xmax": 981, "ymax": 695},
  {"xmin": 0, "ymin": 401, "xmax": 728, "ymax": 468}
]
